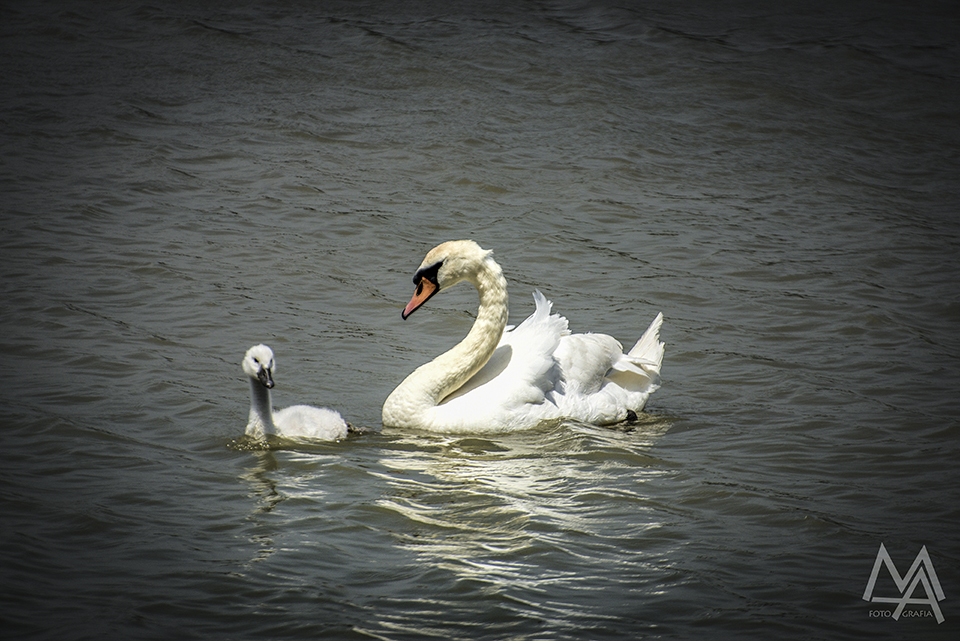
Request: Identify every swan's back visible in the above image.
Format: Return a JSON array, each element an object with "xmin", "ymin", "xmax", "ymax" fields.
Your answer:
[
  {"xmin": 554, "ymin": 311, "xmax": 664, "ymax": 424},
  {"xmin": 434, "ymin": 291, "xmax": 663, "ymax": 431},
  {"xmin": 553, "ymin": 333, "xmax": 624, "ymax": 396}
]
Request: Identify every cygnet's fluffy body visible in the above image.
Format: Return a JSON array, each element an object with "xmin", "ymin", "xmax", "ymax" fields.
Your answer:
[{"xmin": 243, "ymin": 344, "xmax": 348, "ymax": 441}]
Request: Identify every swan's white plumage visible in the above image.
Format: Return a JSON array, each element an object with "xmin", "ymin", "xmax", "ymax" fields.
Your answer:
[
  {"xmin": 243, "ymin": 344, "xmax": 348, "ymax": 441},
  {"xmin": 382, "ymin": 240, "xmax": 664, "ymax": 433}
]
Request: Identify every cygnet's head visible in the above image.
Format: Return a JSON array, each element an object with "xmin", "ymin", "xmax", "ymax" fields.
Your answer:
[{"xmin": 243, "ymin": 344, "xmax": 276, "ymax": 389}]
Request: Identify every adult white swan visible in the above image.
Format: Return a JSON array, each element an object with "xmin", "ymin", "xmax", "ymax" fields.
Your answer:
[
  {"xmin": 382, "ymin": 240, "xmax": 664, "ymax": 433},
  {"xmin": 243, "ymin": 344, "xmax": 349, "ymax": 441}
]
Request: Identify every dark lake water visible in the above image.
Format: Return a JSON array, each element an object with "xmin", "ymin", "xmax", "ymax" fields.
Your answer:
[{"xmin": 2, "ymin": 1, "xmax": 959, "ymax": 639}]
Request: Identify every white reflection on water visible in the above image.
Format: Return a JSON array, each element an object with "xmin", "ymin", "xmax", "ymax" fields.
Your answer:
[
  {"xmin": 368, "ymin": 419, "xmax": 677, "ymax": 601},
  {"xmin": 230, "ymin": 416, "xmax": 680, "ymax": 634}
]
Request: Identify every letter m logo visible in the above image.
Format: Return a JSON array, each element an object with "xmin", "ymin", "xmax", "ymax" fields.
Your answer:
[{"xmin": 863, "ymin": 543, "xmax": 945, "ymax": 624}]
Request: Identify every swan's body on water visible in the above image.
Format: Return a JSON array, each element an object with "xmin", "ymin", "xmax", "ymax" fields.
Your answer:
[
  {"xmin": 243, "ymin": 344, "xmax": 349, "ymax": 441},
  {"xmin": 382, "ymin": 240, "xmax": 664, "ymax": 433}
]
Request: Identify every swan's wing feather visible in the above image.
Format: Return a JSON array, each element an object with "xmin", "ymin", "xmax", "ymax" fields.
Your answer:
[
  {"xmin": 438, "ymin": 290, "xmax": 566, "ymax": 418},
  {"xmin": 496, "ymin": 290, "xmax": 568, "ymax": 394},
  {"xmin": 550, "ymin": 311, "xmax": 664, "ymax": 423},
  {"xmin": 553, "ymin": 333, "xmax": 623, "ymax": 396}
]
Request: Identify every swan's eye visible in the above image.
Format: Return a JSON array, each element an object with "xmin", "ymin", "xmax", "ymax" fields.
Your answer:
[{"xmin": 412, "ymin": 260, "xmax": 442, "ymax": 287}]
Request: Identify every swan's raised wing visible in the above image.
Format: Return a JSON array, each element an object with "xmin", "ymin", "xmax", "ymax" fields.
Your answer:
[
  {"xmin": 554, "ymin": 311, "xmax": 664, "ymax": 424},
  {"xmin": 553, "ymin": 332, "xmax": 625, "ymax": 396},
  {"xmin": 437, "ymin": 291, "xmax": 567, "ymax": 423}
]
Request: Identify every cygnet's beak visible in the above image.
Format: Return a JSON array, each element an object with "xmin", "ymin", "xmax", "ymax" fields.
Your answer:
[{"xmin": 257, "ymin": 367, "xmax": 275, "ymax": 389}]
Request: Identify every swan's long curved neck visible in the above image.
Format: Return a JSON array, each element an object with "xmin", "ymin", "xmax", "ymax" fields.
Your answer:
[
  {"xmin": 247, "ymin": 379, "xmax": 276, "ymax": 437},
  {"xmin": 385, "ymin": 256, "xmax": 508, "ymax": 425},
  {"xmin": 436, "ymin": 259, "xmax": 509, "ymax": 399}
]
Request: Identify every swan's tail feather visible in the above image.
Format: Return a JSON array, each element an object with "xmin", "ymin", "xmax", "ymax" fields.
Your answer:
[
  {"xmin": 600, "ymin": 313, "xmax": 664, "ymax": 406},
  {"xmin": 628, "ymin": 312, "xmax": 664, "ymax": 373}
]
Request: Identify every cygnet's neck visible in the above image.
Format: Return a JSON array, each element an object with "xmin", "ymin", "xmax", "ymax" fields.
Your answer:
[
  {"xmin": 247, "ymin": 377, "xmax": 276, "ymax": 438},
  {"xmin": 384, "ymin": 255, "xmax": 508, "ymax": 426}
]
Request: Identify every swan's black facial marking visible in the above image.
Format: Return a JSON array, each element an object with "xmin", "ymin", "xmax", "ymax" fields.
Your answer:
[{"xmin": 413, "ymin": 260, "xmax": 443, "ymax": 290}]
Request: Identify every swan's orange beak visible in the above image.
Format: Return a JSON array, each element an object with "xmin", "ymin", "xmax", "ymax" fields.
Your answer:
[{"xmin": 402, "ymin": 278, "xmax": 438, "ymax": 320}]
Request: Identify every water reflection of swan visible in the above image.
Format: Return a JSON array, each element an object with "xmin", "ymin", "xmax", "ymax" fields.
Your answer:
[
  {"xmin": 242, "ymin": 344, "xmax": 349, "ymax": 441},
  {"xmin": 383, "ymin": 241, "xmax": 664, "ymax": 433},
  {"xmin": 373, "ymin": 418, "xmax": 675, "ymax": 595}
]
